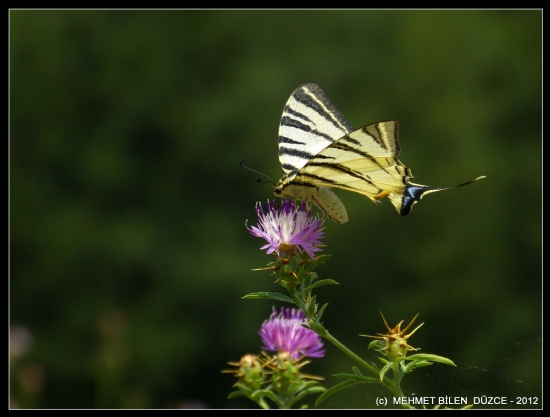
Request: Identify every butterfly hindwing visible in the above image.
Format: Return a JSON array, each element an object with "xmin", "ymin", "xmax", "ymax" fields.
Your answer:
[
  {"xmin": 294, "ymin": 121, "xmax": 411, "ymax": 204},
  {"xmin": 279, "ymin": 182, "xmax": 349, "ymax": 224}
]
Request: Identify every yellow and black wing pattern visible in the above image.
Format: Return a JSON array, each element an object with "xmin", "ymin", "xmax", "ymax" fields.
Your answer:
[{"xmin": 273, "ymin": 83, "xmax": 485, "ymax": 223}]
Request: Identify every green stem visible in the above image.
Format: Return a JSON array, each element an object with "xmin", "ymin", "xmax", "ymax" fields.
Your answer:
[
  {"xmin": 258, "ymin": 399, "xmax": 270, "ymax": 409},
  {"xmin": 323, "ymin": 332, "xmax": 413, "ymax": 408},
  {"xmin": 322, "ymin": 330, "xmax": 391, "ymax": 386},
  {"xmin": 289, "ymin": 289, "xmax": 377, "ymax": 376},
  {"xmin": 288, "ymin": 286, "xmax": 303, "ymax": 307},
  {"xmin": 286, "ymin": 275, "xmax": 417, "ymax": 408},
  {"xmin": 287, "ymin": 285, "xmax": 407, "ymax": 404},
  {"xmin": 390, "ymin": 363, "xmax": 411, "ymax": 409}
]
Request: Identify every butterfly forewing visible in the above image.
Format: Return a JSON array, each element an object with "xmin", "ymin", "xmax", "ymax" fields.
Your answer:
[{"xmin": 278, "ymin": 83, "xmax": 353, "ymax": 178}]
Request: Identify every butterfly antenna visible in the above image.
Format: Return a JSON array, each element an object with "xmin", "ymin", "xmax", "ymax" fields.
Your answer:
[{"xmin": 240, "ymin": 160, "xmax": 275, "ymax": 185}]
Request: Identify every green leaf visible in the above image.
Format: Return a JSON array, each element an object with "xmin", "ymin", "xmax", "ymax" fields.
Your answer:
[
  {"xmin": 301, "ymin": 279, "xmax": 339, "ymax": 293},
  {"xmin": 296, "ymin": 266, "xmax": 306, "ymax": 283},
  {"xmin": 394, "ymin": 356, "xmax": 405, "ymax": 365},
  {"xmin": 405, "ymin": 354, "xmax": 456, "ymax": 366},
  {"xmin": 302, "ymin": 272, "xmax": 313, "ymax": 289},
  {"xmin": 379, "ymin": 362, "xmax": 393, "ymax": 381},
  {"xmin": 287, "ymin": 379, "xmax": 305, "ymax": 395},
  {"xmin": 314, "ymin": 380, "xmax": 358, "ymax": 408},
  {"xmin": 252, "ymin": 389, "xmax": 284, "ymax": 409},
  {"xmin": 306, "ymin": 272, "xmax": 318, "ymax": 282},
  {"xmin": 290, "ymin": 379, "xmax": 321, "ymax": 393},
  {"xmin": 368, "ymin": 340, "xmax": 385, "ymax": 350},
  {"xmin": 292, "ymin": 386, "xmax": 326, "ymax": 406},
  {"xmin": 316, "ymin": 303, "xmax": 329, "ymax": 321},
  {"xmin": 242, "ymin": 292, "xmax": 295, "ymax": 303},
  {"xmin": 377, "ymin": 357, "xmax": 390, "ymax": 365},
  {"xmin": 352, "ymin": 366, "xmax": 363, "ymax": 376},
  {"xmin": 402, "ymin": 360, "xmax": 434, "ymax": 373},
  {"xmin": 227, "ymin": 390, "xmax": 245, "ymax": 399},
  {"xmin": 304, "ymin": 295, "xmax": 318, "ymax": 318},
  {"xmin": 305, "ymin": 254, "xmax": 330, "ymax": 272},
  {"xmin": 235, "ymin": 384, "xmax": 254, "ymax": 397},
  {"xmin": 333, "ymin": 373, "xmax": 380, "ymax": 384}
]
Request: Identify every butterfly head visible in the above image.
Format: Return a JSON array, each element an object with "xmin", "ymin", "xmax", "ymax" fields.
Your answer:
[
  {"xmin": 272, "ymin": 175, "xmax": 293, "ymax": 198},
  {"xmin": 273, "ymin": 185, "xmax": 283, "ymax": 197}
]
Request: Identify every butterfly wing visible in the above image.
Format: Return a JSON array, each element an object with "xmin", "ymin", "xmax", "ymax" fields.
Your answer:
[
  {"xmin": 295, "ymin": 121, "xmax": 485, "ymax": 216},
  {"xmin": 278, "ymin": 83, "xmax": 353, "ymax": 177},
  {"xmin": 293, "ymin": 121, "xmax": 407, "ymax": 204},
  {"xmin": 275, "ymin": 83, "xmax": 354, "ymax": 223},
  {"xmin": 274, "ymin": 84, "xmax": 485, "ymax": 221}
]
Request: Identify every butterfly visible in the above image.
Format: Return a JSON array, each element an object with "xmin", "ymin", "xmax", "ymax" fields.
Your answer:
[{"xmin": 272, "ymin": 83, "xmax": 485, "ymax": 223}]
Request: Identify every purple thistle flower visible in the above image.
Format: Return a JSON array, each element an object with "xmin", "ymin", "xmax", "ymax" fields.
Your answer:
[
  {"xmin": 258, "ymin": 307, "xmax": 325, "ymax": 360},
  {"xmin": 246, "ymin": 200, "xmax": 324, "ymax": 258}
]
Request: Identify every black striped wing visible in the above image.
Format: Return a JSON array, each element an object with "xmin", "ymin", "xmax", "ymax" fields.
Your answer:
[
  {"xmin": 278, "ymin": 83, "xmax": 354, "ymax": 178},
  {"xmin": 273, "ymin": 83, "xmax": 485, "ymax": 223},
  {"xmin": 274, "ymin": 83, "xmax": 406, "ymax": 223},
  {"xmin": 292, "ymin": 121, "xmax": 409, "ymax": 204}
]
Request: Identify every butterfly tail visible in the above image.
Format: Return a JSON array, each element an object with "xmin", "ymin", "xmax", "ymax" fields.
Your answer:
[{"xmin": 388, "ymin": 176, "xmax": 486, "ymax": 216}]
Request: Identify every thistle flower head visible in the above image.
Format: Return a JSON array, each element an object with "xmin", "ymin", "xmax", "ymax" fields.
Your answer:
[
  {"xmin": 258, "ymin": 307, "xmax": 325, "ymax": 360},
  {"xmin": 361, "ymin": 312, "xmax": 424, "ymax": 360},
  {"xmin": 246, "ymin": 200, "xmax": 324, "ymax": 258},
  {"xmin": 222, "ymin": 354, "xmax": 267, "ymax": 391}
]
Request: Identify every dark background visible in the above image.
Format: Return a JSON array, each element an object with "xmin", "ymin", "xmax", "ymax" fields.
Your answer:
[{"xmin": 10, "ymin": 10, "xmax": 541, "ymax": 409}]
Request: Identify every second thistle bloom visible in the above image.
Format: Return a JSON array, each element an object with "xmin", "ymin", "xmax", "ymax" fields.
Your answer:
[
  {"xmin": 247, "ymin": 200, "xmax": 324, "ymax": 258},
  {"xmin": 259, "ymin": 307, "xmax": 325, "ymax": 360}
]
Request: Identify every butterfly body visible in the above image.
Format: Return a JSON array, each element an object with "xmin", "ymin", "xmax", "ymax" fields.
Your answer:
[{"xmin": 274, "ymin": 83, "xmax": 485, "ymax": 223}]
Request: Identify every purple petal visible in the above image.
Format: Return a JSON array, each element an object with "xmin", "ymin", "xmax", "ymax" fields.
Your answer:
[
  {"xmin": 258, "ymin": 307, "xmax": 325, "ymax": 360},
  {"xmin": 247, "ymin": 200, "xmax": 325, "ymax": 257}
]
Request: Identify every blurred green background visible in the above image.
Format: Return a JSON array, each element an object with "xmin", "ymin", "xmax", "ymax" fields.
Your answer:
[{"xmin": 10, "ymin": 10, "xmax": 541, "ymax": 409}]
